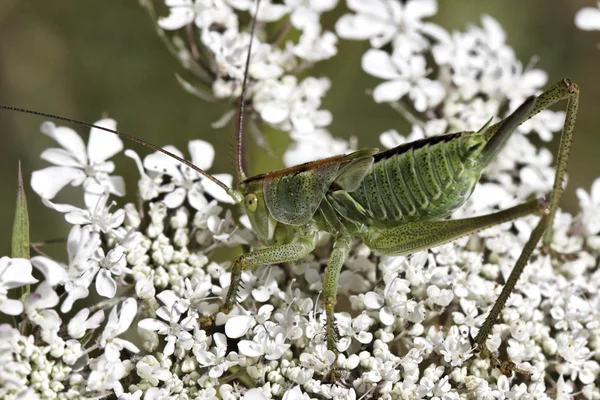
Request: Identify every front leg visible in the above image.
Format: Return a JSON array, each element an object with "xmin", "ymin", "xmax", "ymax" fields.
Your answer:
[
  {"xmin": 222, "ymin": 231, "xmax": 318, "ymax": 315},
  {"xmin": 198, "ymin": 230, "xmax": 317, "ymax": 330}
]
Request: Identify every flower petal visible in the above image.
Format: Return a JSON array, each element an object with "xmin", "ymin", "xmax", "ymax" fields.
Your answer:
[
  {"xmin": 225, "ymin": 315, "xmax": 255, "ymax": 339},
  {"xmin": 590, "ymin": 177, "xmax": 600, "ymax": 202},
  {"xmin": 336, "ymin": 14, "xmax": 386, "ymax": 40},
  {"xmin": 242, "ymin": 389, "xmax": 268, "ymax": 400},
  {"xmin": 372, "ymin": 80, "xmax": 411, "ymax": 103},
  {"xmin": 96, "ymin": 269, "xmax": 117, "ymax": 298},
  {"xmin": 163, "ymin": 187, "xmax": 187, "ymax": 209},
  {"xmin": 158, "ymin": 6, "xmax": 195, "ymax": 30},
  {"xmin": 188, "ymin": 140, "xmax": 215, "ymax": 171},
  {"xmin": 363, "ymin": 292, "xmax": 383, "ymax": 309},
  {"xmin": 575, "ymin": 7, "xmax": 600, "ymax": 31},
  {"xmin": 0, "ymin": 298, "xmax": 24, "ymax": 315},
  {"xmin": 143, "ymin": 145, "xmax": 184, "ymax": 177},
  {"xmin": 31, "ymin": 167, "xmax": 86, "ymax": 199},
  {"xmin": 40, "ymin": 148, "xmax": 82, "ymax": 168},
  {"xmin": 260, "ymin": 102, "xmax": 289, "ymax": 124},
  {"xmin": 0, "ymin": 257, "xmax": 38, "ymax": 287},
  {"xmin": 30, "ymin": 256, "xmax": 68, "ymax": 286},
  {"xmin": 238, "ymin": 340, "xmax": 264, "ymax": 358},
  {"xmin": 138, "ymin": 318, "xmax": 169, "ymax": 332},
  {"xmin": 202, "ymin": 173, "xmax": 235, "ymax": 204},
  {"xmin": 187, "ymin": 187, "xmax": 209, "ymax": 210},
  {"xmin": 362, "ymin": 49, "xmax": 400, "ymax": 80},
  {"xmin": 88, "ymin": 119, "xmax": 123, "ymax": 164},
  {"xmin": 405, "ymin": 0, "xmax": 437, "ymax": 20},
  {"xmin": 40, "ymin": 122, "xmax": 87, "ymax": 164}
]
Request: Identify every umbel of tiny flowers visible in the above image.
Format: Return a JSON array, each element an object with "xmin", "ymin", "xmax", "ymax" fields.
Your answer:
[{"xmin": 1, "ymin": 1, "xmax": 600, "ymax": 399}]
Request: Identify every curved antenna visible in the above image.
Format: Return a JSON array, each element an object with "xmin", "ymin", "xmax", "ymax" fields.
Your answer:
[
  {"xmin": 0, "ymin": 105, "xmax": 243, "ymax": 203},
  {"xmin": 235, "ymin": 0, "xmax": 262, "ymax": 183}
]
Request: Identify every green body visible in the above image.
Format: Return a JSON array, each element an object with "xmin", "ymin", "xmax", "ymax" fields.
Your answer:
[
  {"xmin": 214, "ymin": 79, "xmax": 579, "ymax": 375},
  {"xmin": 240, "ymin": 117, "xmax": 514, "ymax": 254}
]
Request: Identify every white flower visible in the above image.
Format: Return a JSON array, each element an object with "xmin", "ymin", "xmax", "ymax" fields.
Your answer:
[
  {"xmin": 238, "ymin": 328, "xmax": 291, "ymax": 360},
  {"xmin": 203, "ymin": 28, "xmax": 251, "ymax": 83},
  {"xmin": 336, "ymin": 312, "xmax": 374, "ymax": 351},
  {"xmin": 194, "ymin": 332, "xmax": 237, "ymax": 378},
  {"xmin": 556, "ymin": 334, "xmax": 600, "ymax": 384},
  {"xmin": 577, "ymin": 177, "xmax": 600, "ymax": 235},
  {"xmin": 283, "ymin": 129, "xmax": 349, "ymax": 166},
  {"xmin": 158, "ymin": 0, "xmax": 238, "ymax": 31},
  {"xmin": 42, "ymin": 192, "xmax": 125, "ymax": 234},
  {"xmin": 439, "ymin": 326, "xmax": 472, "ymax": 367},
  {"xmin": 96, "ymin": 245, "xmax": 132, "ymax": 298},
  {"xmin": 31, "ymin": 225, "xmax": 102, "ymax": 313},
  {"xmin": 68, "ymin": 308, "xmax": 105, "ymax": 339},
  {"xmin": 242, "ymin": 388, "xmax": 269, "ymax": 400},
  {"xmin": 299, "ymin": 343, "xmax": 336, "ymax": 372},
  {"xmin": 426, "ymin": 285, "xmax": 453, "ymax": 307},
  {"xmin": 225, "ymin": 304, "xmax": 273, "ymax": 339},
  {"xmin": 293, "ymin": 26, "xmax": 338, "ymax": 62},
  {"xmin": 362, "ymin": 49, "xmax": 444, "ymax": 111},
  {"xmin": 125, "ymin": 149, "xmax": 169, "ymax": 201},
  {"xmin": 253, "ymin": 75, "xmax": 332, "ymax": 133},
  {"xmin": 432, "ymin": 15, "xmax": 515, "ymax": 101},
  {"xmin": 138, "ymin": 305, "xmax": 196, "ymax": 358},
  {"xmin": 142, "ymin": 140, "xmax": 235, "ymax": 207},
  {"xmin": 31, "ymin": 119, "xmax": 124, "ymax": 202},
  {"xmin": 451, "ymin": 299, "xmax": 485, "ymax": 339},
  {"xmin": 287, "ymin": 0, "xmax": 338, "ymax": 31},
  {"xmin": 100, "ymin": 298, "xmax": 140, "ymax": 361},
  {"xmin": 364, "ymin": 276, "xmax": 425, "ymax": 325},
  {"xmin": 23, "ymin": 282, "xmax": 61, "ymax": 331},
  {"xmin": 227, "ymin": 0, "xmax": 289, "ymax": 22},
  {"xmin": 0, "ymin": 257, "xmax": 38, "ymax": 315},
  {"xmin": 135, "ymin": 355, "xmax": 172, "ymax": 386},
  {"xmin": 336, "ymin": 0, "xmax": 441, "ymax": 51},
  {"xmin": 575, "ymin": 2, "xmax": 600, "ymax": 31},
  {"xmin": 87, "ymin": 354, "xmax": 130, "ymax": 395}
]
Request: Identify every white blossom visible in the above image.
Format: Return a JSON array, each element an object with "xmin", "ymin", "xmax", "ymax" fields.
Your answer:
[
  {"xmin": 23, "ymin": 282, "xmax": 61, "ymax": 331},
  {"xmin": 67, "ymin": 308, "xmax": 105, "ymax": 339},
  {"xmin": 336, "ymin": 0, "xmax": 441, "ymax": 52},
  {"xmin": 0, "ymin": 257, "xmax": 38, "ymax": 315},
  {"xmin": 158, "ymin": 0, "xmax": 238, "ymax": 31},
  {"xmin": 362, "ymin": 49, "xmax": 445, "ymax": 111},
  {"xmin": 142, "ymin": 140, "xmax": 235, "ymax": 207},
  {"xmin": 577, "ymin": 177, "xmax": 600, "ymax": 235},
  {"xmin": 31, "ymin": 119, "xmax": 124, "ymax": 202},
  {"xmin": 100, "ymin": 298, "xmax": 140, "ymax": 361},
  {"xmin": 575, "ymin": 2, "xmax": 600, "ymax": 31},
  {"xmin": 42, "ymin": 192, "xmax": 125, "ymax": 234}
]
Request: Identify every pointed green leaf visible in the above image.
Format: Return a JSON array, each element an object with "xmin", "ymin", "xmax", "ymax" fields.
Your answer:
[{"xmin": 12, "ymin": 161, "xmax": 30, "ymax": 259}]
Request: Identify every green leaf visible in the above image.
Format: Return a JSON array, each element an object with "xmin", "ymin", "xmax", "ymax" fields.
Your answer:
[{"xmin": 11, "ymin": 161, "xmax": 30, "ymax": 259}]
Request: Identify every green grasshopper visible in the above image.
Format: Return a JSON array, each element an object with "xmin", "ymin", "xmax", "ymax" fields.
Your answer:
[{"xmin": 1, "ymin": 0, "xmax": 579, "ymax": 377}]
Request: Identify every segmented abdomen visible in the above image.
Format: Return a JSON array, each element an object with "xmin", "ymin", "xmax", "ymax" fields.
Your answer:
[{"xmin": 348, "ymin": 133, "xmax": 480, "ymax": 225}]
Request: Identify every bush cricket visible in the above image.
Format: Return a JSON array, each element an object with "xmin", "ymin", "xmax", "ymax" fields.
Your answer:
[{"xmin": 0, "ymin": 0, "xmax": 579, "ymax": 379}]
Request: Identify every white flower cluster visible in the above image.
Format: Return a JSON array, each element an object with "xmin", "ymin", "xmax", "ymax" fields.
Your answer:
[
  {"xmin": 576, "ymin": 1, "xmax": 600, "ymax": 31},
  {"xmin": 2, "ymin": 0, "xmax": 600, "ymax": 399}
]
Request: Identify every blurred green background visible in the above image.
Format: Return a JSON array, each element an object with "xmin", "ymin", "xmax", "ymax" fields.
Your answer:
[{"xmin": 1, "ymin": 1, "xmax": 599, "ymax": 257}]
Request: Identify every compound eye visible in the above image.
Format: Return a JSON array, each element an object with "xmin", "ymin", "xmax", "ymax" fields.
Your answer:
[{"xmin": 245, "ymin": 193, "xmax": 258, "ymax": 212}]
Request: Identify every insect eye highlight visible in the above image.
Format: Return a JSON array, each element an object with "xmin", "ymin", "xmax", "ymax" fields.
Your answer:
[{"xmin": 245, "ymin": 193, "xmax": 258, "ymax": 212}]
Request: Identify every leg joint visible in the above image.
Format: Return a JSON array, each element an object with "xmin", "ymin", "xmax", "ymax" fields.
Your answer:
[{"xmin": 563, "ymin": 78, "xmax": 579, "ymax": 94}]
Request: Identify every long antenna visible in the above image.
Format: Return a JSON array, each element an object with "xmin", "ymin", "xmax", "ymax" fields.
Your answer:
[
  {"xmin": 235, "ymin": 0, "xmax": 261, "ymax": 183},
  {"xmin": 0, "ymin": 105, "xmax": 241, "ymax": 202}
]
